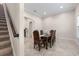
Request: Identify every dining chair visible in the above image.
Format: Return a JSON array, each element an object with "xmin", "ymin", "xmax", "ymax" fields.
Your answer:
[
  {"xmin": 33, "ymin": 30, "xmax": 44, "ymax": 51},
  {"xmin": 48, "ymin": 30, "xmax": 56, "ymax": 48},
  {"xmin": 40, "ymin": 30, "xmax": 43, "ymax": 35}
]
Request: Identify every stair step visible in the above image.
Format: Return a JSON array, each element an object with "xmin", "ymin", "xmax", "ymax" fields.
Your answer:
[
  {"xmin": 0, "ymin": 35, "xmax": 9, "ymax": 42},
  {"xmin": 0, "ymin": 40, "xmax": 11, "ymax": 49},
  {"xmin": 0, "ymin": 30, "xmax": 8, "ymax": 35},
  {"xmin": 4, "ymin": 51, "xmax": 13, "ymax": 56},
  {"xmin": 0, "ymin": 26, "xmax": 7, "ymax": 28},
  {"xmin": 0, "ymin": 6, "xmax": 13, "ymax": 56},
  {"xmin": 0, "ymin": 23, "xmax": 7, "ymax": 26},
  {"xmin": 0, "ymin": 20, "xmax": 6, "ymax": 23},
  {"xmin": 0, "ymin": 26, "xmax": 8, "ymax": 30},
  {"xmin": 0, "ymin": 18, "xmax": 6, "ymax": 20},
  {"xmin": 0, "ymin": 47, "xmax": 12, "ymax": 56},
  {"xmin": 0, "ymin": 31, "xmax": 9, "ymax": 35},
  {"xmin": 0, "ymin": 35, "xmax": 9, "ymax": 38},
  {"xmin": 0, "ymin": 16, "xmax": 5, "ymax": 18}
]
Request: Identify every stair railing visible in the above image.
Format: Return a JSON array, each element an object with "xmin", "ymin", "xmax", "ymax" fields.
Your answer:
[{"xmin": 3, "ymin": 3, "xmax": 19, "ymax": 56}]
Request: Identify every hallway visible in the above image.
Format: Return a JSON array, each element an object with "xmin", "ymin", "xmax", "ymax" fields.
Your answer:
[{"xmin": 24, "ymin": 38, "xmax": 79, "ymax": 56}]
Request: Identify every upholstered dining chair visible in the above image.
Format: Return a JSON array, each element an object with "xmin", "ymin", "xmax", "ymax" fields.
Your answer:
[
  {"xmin": 40, "ymin": 30, "xmax": 43, "ymax": 35},
  {"xmin": 48, "ymin": 30, "xmax": 56, "ymax": 48},
  {"xmin": 33, "ymin": 30, "xmax": 44, "ymax": 51}
]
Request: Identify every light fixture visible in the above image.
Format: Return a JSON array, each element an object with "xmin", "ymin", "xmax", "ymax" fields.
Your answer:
[
  {"xmin": 60, "ymin": 6, "xmax": 63, "ymax": 8},
  {"xmin": 44, "ymin": 11, "xmax": 47, "ymax": 15}
]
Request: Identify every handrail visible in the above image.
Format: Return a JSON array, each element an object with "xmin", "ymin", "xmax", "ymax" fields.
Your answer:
[
  {"xmin": 3, "ymin": 3, "xmax": 15, "ymax": 55},
  {"xmin": 4, "ymin": 4, "xmax": 19, "ymax": 37},
  {"xmin": 3, "ymin": 3, "xmax": 20, "ymax": 56}
]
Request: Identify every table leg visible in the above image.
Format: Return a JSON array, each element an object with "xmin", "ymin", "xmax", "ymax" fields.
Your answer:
[
  {"xmin": 50, "ymin": 39, "xmax": 52, "ymax": 48},
  {"xmin": 46, "ymin": 37, "xmax": 48, "ymax": 49}
]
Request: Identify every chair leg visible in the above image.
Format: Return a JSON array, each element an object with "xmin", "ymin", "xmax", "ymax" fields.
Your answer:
[
  {"xmin": 43, "ymin": 43, "xmax": 45, "ymax": 47},
  {"xmin": 50, "ymin": 41, "xmax": 52, "ymax": 48},
  {"xmin": 38, "ymin": 44, "xmax": 41, "ymax": 51},
  {"xmin": 46, "ymin": 41, "xmax": 48, "ymax": 49},
  {"xmin": 46, "ymin": 43, "xmax": 48, "ymax": 49},
  {"xmin": 52, "ymin": 41, "xmax": 53, "ymax": 45},
  {"xmin": 34, "ymin": 44, "xmax": 35, "ymax": 48},
  {"xmin": 49, "ymin": 39, "xmax": 52, "ymax": 48},
  {"xmin": 52, "ymin": 39, "xmax": 55, "ymax": 45}
]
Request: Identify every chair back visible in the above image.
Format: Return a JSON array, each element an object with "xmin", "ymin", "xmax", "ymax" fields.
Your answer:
[
  {"xmin": 33, "ymin": 30, "xmax": 40, "ymax": 42},
  {"xmin": 53, "ymin": 30, "xmax": 56, "ymax": 39},
  {"xmin": 50, "ymin": 30, "xmax": 56, "ymax": 39},
  {"xmin": 50, "ymin": 30, "xmax": 56, "ymax": 35},
  {"xmin": 50, "ymin": 30, "xmax": 53, "ymax": 36},
  {"xmin": 53, "ymin": 30, "xmax": 56, "ymax": 36},
  {"xmin": 40, "ymin": 30, "xmax": 43, "ymax": 35}
]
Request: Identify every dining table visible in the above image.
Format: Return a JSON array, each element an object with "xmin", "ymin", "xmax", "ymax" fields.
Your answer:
[{"xmin": 40, "ymin": 34, "xmax": 50, "ymax": 49}]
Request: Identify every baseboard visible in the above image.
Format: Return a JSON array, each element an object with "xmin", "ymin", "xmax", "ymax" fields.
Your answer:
[{"xmin": 57, "ymin": 36, "xmax": 76, "ymax": 40}]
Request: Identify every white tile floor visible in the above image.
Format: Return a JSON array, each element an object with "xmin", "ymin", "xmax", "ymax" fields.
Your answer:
[{"xmin": 24, "ymin": 38, "xmax": 79, "ymax": 56}]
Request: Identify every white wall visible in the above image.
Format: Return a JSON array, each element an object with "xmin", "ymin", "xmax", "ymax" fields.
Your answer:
[
  {"xmin": 75, "ymin": 5, "xmax": 79, "ymax": 35},
  {"xmin": 24, "ymin": 12, "xmax": 42, "ymax": 35},
  {"xmin": 6, "ymin": 3, "xmax": 19, "ymax": 34},
  {"xmin": 43, "ymin": 11, "xmax": 76, "ymax": 40},
  {"xmin": 75, "ymin": 5, "xmax": 79, "ymax": 16},
  {"xmin": 75, "ymin": 5, "xmax": 79, "ymax": 45}
]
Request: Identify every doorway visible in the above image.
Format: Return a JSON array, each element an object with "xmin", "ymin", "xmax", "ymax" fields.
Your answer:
[
  {"xmin": 76, "ymin": 16, "xmax": 79, "ymax": 38},
  {"xmin": 29, "ymin": 22, "xmax": 32, "ymax": 38}
]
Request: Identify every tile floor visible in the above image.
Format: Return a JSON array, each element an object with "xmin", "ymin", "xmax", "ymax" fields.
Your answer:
[{"xmin": 24, "ymin": 38, "xmax": 79, "ymax": 56}]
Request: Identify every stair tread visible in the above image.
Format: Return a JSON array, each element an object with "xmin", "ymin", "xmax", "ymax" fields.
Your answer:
[
  {"xmin": 0, "ymin": 26, "xmax": 8, "ymax": 30},
  {"xmin": 0, "ymin": 16, "xmax": 5, "ymax": 18},
  {"xmin": 0, "ymin": 40, "xmax": 11, "ymax": 49},
  {"xmin": 0, "ymin": 26, "xmax": 7, "ymax": 29},
  {"xmin": 0, "ymin": 18, "xmax": 6, "ymax": 19},
  {"xmin": 0, "ymin": 24, "xmax": 7, "ymax": 26},
  {"xmin": 0, "ymin": 47, "xmax": 12, "ymax": 56},
  {"xmin": 0, "ymin": 33, "xmax": 9, "ymax": 35},
  {"xmin": 0, "ymin": 37, "xmax": 9, "ymax": 42},
  {"xmin": 0, "ymin": 40, "xmax": 10, "ymax": 45},
  {"xmin": 0, "ymin": 35, "xmax": 9, "ymax": 38},
  {"xmin": 0, "ymin": 30, "xmax": 8, "ymax": 32},
  {"xmin": 0, "ymin": 19, "xmax": 6, "ymax": 21},
  {"xmin": 0, "ymin": 22, "xmax": 6, "ymax": 24},
  {"xmin": 0, "ymin": 20, "xmax": 6, "ymax": 22},
  {"xmin": 0, "ymin": 22, "xmax": 7, "ymax": 25},
  {"xmin": 0, "ymin": 25, "xmax": 7, "ymax": 27}
]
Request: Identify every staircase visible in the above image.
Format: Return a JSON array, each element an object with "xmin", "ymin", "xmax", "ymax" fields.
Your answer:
[{"xmin": 0, "ymin": 16, "xmax": 13, "ymax": 56}]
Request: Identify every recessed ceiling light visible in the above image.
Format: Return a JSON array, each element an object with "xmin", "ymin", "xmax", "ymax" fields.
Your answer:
[
  {"xmin": 60, "ymin": 6, "xmax": 63, "ymax": 8},
  {"xmin": 44, "ymin": 11, "xmax": 47, "ymax": 15}
]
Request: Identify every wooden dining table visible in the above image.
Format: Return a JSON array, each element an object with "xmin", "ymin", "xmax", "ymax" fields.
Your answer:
[{"xmin": 40, "ymin": 34, "xmax": 50, "ymax": 49}]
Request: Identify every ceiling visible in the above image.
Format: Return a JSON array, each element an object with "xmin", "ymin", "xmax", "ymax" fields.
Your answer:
[{"xmin": 24, "ymin": 3, "xmax": 78, "ymax": 18}]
